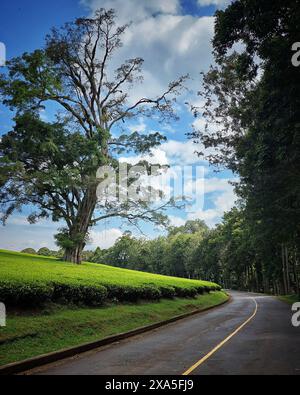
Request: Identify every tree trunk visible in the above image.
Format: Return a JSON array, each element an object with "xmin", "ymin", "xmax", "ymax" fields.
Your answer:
[
  {"xmin": 63, "ymin": 184, "xmax": 98, "ymax": 264},
  {"xmin": 285, "ymin": 245, "xmax": 291, "ymax": 294},
  {"xmin": 64, "ymin": 243, "xmax": 85, "ymax": 264},
  {"xmin": 282, "ymin": 244, "xmax": 288, "ymax": 294},
  {"xmin": 294, "ymin": 253, "xmax": 299, "ymax": 296}
]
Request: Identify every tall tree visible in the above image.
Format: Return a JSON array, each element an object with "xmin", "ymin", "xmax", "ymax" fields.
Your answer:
[
  {"xmin": 190, "ymin": 0, "xmax": 300, "ymax": 293},
  {"xmin": 0, "ymin": 9, "xmax": 187, "ymax": 263}
]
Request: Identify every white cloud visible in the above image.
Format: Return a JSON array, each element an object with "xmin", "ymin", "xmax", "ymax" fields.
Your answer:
[
  {"xmin": 81, "ymin": 0, "xmax": 180, "ymax": 24},
  {"xmin": 161, "ymin": 124, "xmax": 176, "ymax": 134},
  {"xmin": 204, "ymin": 177, "xmax": 235, "ymax": 194},
  {"xmin": 7, "ymin": 216, "xmax": 30, "ymax": 226},
  {"xmin": 7, "ymin": 215, "xmax": 62, "ymax": 228},
  {"xmin": 118, "ymin": 138, "xmax": 211, "ymax": 207},
  {"xmin": 188, "ymin": 208, "xmax": 219, "ymax": 227},
  {"xmin": 128, "ymin": 118, "xmax": 147, "ymax": 134},
  {"xmin": 160, "ymin": 139, "xmax": 205, "ymax": 165},
  {"xmin": 192, "ymin": 117, "xmax": 206, "ymax": 130},
  {"xmin": 89, "ymin": 228, "xmax": 123, "ymax": 249},
  {"xmin": 187, "ymin": 177, "xmax": 237, "ymax": 227},
  {"xmin": 168, "ymin": 177, "xmax": 237, "ymax": 228},
  {"xmin": 192, "ymin": 117, "xmax": 223, "ymax": 138},
  {"xmin": 120, "ymin": 138, "xmax": 207, "ymax": 166},
  {"xmin": 39, "ymin": 109, "xmax": 48, "ymax": 122},
  {"xmin": 120, "ymin": 147, "xmax": 168, "ymax": 166},
  {"xmin": 214, "ymin": 187, "xmax": 236, "ymax": 212},
  {"xmin": 82, "ymin": 0, "xmax": 215, "ymax": 101},
  {"xmin": 168, "ymin": 215, "xmax": 186, "ymax": 227},
  {"xmin": 197, "ymin": 0, "xmax": 231, "ymax": 7}
]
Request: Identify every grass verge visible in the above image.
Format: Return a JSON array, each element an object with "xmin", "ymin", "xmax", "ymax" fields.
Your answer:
[
  {"xmin": 278, "ymin": 295, "xmax": 299, "ymax": 305},
  {"xmin": 0, "ymin": 291, "xmax": 228, "ymax": 366}
]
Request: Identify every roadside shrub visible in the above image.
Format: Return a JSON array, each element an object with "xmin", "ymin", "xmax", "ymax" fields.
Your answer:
[
  {"xmin": 123, "ymin": 286, "xmax": 144, "ymax": 302},
  {"xmin": 106, "ymin": 284, "xmax": 131, "ymax": 301},
  {"xmin": 174, "ymin": 286, "xmax": 198, "ymax": 298},
  {"xmin": 141, "ymin": 285, "xmax": 161, "ymax": 300},
  {"xmin": 106, "ymin": 284, "xmax": 161, "ymax": 302},
  {"xmin": 52, "ymin": 283, "xmax": 107, "ymax": 306},
  {"xmin": 0, "ymin": 280, "xmax": 108, "ymax": 307},
  {"xmin": 205, "ymin": 284, "xmax": 221, "ymax": 292},
  {"xmin": 0, "ymin": 278, "xmax": 221, "ymax": 308},
  {"xmin": 0, "ymin": 280, "xmax": 54, "ymax": 306},
  {"xmin": 159, "ymin": 285, "xmax": 176, "ymax": 299},
  {"xmin": 194, "ymin": 286, "xmax": 205, "ymax": 295}
]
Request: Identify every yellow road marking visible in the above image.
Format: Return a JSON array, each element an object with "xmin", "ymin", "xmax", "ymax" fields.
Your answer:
[{"xmin": 182, "ymin": 298, "xmax": 258, "ymax": 375}]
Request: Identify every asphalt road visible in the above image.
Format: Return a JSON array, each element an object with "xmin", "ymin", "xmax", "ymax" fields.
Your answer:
[{"xmin": 26, "ymin": 291, "xmax": 300, "ymax": 375}]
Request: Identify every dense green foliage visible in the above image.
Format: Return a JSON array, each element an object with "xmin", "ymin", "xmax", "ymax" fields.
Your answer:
[
  {"xmin": 85, "ymin": 215, "xmax": 263, "ymax": 291},
  {"xmin": 0, "ymin": 250, "xmax": 220, "ymax": 307},
  {"xmin": 189, "ymin": 0, "xmax": 300, "ymax": 294},
  {"xmin": 87, "ymin": 220, "xmax": 219, "ymax": 281}
]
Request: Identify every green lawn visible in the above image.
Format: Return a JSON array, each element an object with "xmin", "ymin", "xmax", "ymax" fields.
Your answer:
[{"xmin": 0, "ymin": 292, "xmax": 228, "ymax": 366}]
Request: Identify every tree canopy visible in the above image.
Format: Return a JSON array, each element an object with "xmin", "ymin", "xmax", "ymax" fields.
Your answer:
[{"xmin": 189, "ymin": 0, "xmax": 300, "ymax": 294}]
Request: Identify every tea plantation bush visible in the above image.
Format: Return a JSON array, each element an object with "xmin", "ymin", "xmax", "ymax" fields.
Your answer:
[{"xmin": 0, "ymin": 250, "xmax": 221, "ymax": 307}]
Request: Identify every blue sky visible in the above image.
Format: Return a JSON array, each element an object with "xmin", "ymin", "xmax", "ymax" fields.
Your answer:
[{"xmin": 0, "ymin": 0, "xmax": 235, "ymax": 251}]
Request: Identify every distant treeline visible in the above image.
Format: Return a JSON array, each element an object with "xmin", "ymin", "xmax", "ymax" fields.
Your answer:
[{"xmin": 90, "ymin": 213, "xmax": 299, "ymax": 295}]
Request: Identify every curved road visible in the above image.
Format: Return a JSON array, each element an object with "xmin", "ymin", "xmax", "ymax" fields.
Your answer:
[{"xmin": 26, "ymin": 291, "xmax": 300, "ymax": 375}]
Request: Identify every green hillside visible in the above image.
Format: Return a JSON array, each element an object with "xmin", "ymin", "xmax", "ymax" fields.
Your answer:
[{"xmin": 0, "ymin": 250, "xmax": 220, "ymax": 307}]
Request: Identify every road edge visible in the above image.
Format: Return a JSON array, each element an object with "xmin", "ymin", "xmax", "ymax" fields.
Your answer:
[{"xmin": 0, "ymin": 292, "xmax": 230, "ymax": 375}]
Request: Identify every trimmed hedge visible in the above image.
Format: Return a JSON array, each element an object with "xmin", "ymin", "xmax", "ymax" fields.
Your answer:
[
  {"xmin": 158, "ymin": 285, "xmax": 176, "ymax": 299},
  {"xmin": 0, "ymin": 250, "xmax": 222, "ymax": 307},
  {"xmin": 105, "ymin": 284, "xmax": 161, "ymax": 302},
  {"xmin": 0, "ymin": 280, "xmax": 54, "ymax": 306},
  {"xmin": 0, "ymin": 280, "xmax": 108, "ymax": 307},
  {"xmin": 51, "ymin": 283, "xmax": 107, "ymax": 306},
  {"xmin": 0, "ymin": 279, "xmax": 219, "ymax": 307},
  {"xmin": 173, "ymin": 286, "xmax": 198, "ymax": 298}
]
